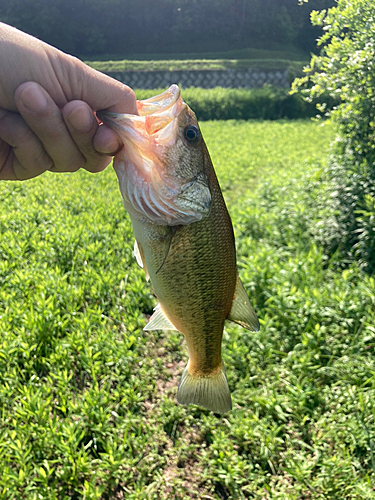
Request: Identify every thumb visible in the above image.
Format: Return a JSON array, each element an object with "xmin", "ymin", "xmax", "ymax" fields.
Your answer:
[{"xmin": 67, "ymin": 57, "xmax": 138, "ymax": 115}]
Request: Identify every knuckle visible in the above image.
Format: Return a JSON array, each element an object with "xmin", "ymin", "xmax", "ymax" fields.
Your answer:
[
  {"xmin": 85, "ymin": 157, "xmax": 110, "ymax": 173},
  {"xmin": 51, "ymin": 154, "xmax": 85, "ymax": 173},
  {"xmin": 68, "ymin": 156, "xmax": 86, "ymax": 172},
  {"xmin": 33, "ymin": 149, "xmax": 54, "ymax": 170}
]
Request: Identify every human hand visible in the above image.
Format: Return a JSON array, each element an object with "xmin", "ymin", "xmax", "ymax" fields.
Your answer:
[{"xmin": 0, "ymin": 23, "xmax": 137, "ymax": 180}]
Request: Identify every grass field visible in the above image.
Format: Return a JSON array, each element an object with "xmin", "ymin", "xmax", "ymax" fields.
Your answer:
[{"xmin": 1, "ymin": 118, "xmax": 375, "ymax": 499}]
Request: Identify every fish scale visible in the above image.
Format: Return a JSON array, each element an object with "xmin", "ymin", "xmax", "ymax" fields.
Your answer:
[{"xmin": 139, "ymin": 154, "xmax": 236, "ymax": 375}]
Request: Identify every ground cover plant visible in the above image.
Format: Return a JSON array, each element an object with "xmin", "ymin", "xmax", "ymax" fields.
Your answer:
[{"xmin": 1, "ymin": 117, "xmax": 375, "ymax": 499}]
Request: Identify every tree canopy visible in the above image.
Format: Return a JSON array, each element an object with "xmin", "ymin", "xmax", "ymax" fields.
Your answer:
[{"xmin": 0, "ymin": 0, "xmax": 334, "ymax": 57}]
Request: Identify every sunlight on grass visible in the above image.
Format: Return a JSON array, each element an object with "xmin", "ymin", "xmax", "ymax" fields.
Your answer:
[
  {"xmin": 201, "ymin": 119, "xmax": 333, "ymax": 203},
  {"xmin": 0, "ymin": 120, "xmax": 374, "ymax": 499}
]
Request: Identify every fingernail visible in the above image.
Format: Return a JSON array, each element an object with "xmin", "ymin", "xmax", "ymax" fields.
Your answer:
[
  {"xmin": 20, "ymin": 84, "xmax": 48, "ymax": 113},
  {"xmin": 67, "ymin": 105, "xmax": 93, "ymax": 132}
]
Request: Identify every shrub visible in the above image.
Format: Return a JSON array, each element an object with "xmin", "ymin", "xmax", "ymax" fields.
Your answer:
[
  {"xmin": 135, "ymin": 86, "xmax": 336, "ymax": 121},
  {"xmin": 293, "ymin": 0, "xmax": 375, "ymax": 272}
]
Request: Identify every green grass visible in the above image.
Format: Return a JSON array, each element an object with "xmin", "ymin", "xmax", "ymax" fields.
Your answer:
[
  {"xmin": 1, "ymin": 119, "xmax": 375, "ymax": 499},
  {"xmin": 82, "ymin": 44, "xmax": 309, "ymax": 62}
]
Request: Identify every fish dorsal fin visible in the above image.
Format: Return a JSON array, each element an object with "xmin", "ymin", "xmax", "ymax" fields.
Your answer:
[
  {"xmin": 227, "ymin": 272, "xmax": 260, "ymax": 332},
  {"xmin": 134, "ymin": 240, "xmax": 149, "ymax": 281},
  {"xmin": 143, "ymin": 304, "xmax": 178, "ymax": 331}
]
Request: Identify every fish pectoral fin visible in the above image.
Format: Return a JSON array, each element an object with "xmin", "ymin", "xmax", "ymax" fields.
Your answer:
[
  {"xmin": 177, "ymin": 361, "xmax": 232, "ymax": 414},
  {"xmin": 155, "ymin": 226, "xmax": 177, "ymax": 275},
  {"xmin": 143, "ymin": 304, "xmax": 178, "ymax": 331},
  {"xmin": 227, "ymin": 271, "xmax": 260, "ymax": 332},
  {"xmin": 134, "ymin": 240, "xmax": 149, "ymax": 281}
]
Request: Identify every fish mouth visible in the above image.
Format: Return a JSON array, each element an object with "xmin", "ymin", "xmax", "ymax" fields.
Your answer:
[
  {"xmin": 97, "ymin": 84, "xmax": 184, "ymax": 150},
  {"xmin": 97, "ymin": 85, "xmax": 211, "ymax": 226}
]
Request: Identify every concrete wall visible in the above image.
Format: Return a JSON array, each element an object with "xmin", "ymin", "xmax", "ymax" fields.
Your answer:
[{"xmin": 105, "ymin": 68, "xmax": 291, "ymax": 89}]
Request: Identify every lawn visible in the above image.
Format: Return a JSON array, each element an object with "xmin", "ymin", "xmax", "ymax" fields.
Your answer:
[{"xmin": 1, "ymin": 118, "xmax": 375, "ymax": 499}]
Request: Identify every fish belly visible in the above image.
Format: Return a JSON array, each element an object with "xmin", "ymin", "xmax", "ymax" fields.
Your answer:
[{"xmin": 131, "ymin": 186, "xmax": 236, "ymax": 413}]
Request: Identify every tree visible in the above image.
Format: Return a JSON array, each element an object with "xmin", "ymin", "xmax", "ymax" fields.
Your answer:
[
  {"xmin": 293, "ymin": 0, "xmax": 375, "ymax": 272},
  {"xmin": 0, "ymin": 0, "xmax": 335, "ymax": 56}
]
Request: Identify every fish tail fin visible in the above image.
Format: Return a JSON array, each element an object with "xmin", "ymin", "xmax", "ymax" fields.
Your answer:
[{"xmin": 177, "ymin": 361, "xmax": 232, "ymax": 414}]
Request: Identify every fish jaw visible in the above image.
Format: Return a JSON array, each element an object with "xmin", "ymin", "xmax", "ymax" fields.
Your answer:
[{"xmin": 97, "ymin": 85, "xmax": 212, "ymax": 226}]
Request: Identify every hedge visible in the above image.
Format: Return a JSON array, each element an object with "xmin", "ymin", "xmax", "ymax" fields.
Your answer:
[{"xmin": 135, "ymin": 86, "xmax": 337, "ymax": 121}]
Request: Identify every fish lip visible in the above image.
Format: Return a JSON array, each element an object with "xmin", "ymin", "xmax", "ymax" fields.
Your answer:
[
  {"xmin": 97, "ymin": 84, "xmax": 182, "ymax": 124},
  {"xmin": 96, "ymin": 109, "xmax": 116, "ymax": 123},
  {"xmin": 137, "ymin": 84, "xmax": 181, "ymax": 116},
  {"xmin": 96, "ymin": 110, "xmax": 135, "ymax": 131},
  {"xmin": 96, "ymin": 110, "xmax": 130, "ymax": 137},
  {"xmin": 96, "ymin": 109, "xmax": 114, "ymax": 120}
]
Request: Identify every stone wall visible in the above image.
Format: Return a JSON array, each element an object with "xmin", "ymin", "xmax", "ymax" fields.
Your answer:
[{"xmin": 105, "ymin": 68, "xmax": 291, "ymax": 89}]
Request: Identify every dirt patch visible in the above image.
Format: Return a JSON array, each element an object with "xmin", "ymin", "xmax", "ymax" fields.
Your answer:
[
  {"xmin": 155, "ymin": 457, "xmax": 211, "ymax": 500},
  {"xmin": 156, "ymin": 359, "xmax": 186, "ymax": 397}
]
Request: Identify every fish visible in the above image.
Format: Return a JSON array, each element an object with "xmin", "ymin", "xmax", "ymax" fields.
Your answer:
[{"xmin": 97, "ymin": 85, "xmax": 259, "ymax": 414}]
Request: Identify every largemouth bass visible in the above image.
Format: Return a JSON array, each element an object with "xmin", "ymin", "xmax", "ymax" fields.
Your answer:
[{"xmin": 97, "ymin": 85, "xmax": 259, "ymax": 413}]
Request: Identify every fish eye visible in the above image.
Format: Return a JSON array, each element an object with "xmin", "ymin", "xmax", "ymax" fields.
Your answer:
[{"xmin": 184, "ymin": 125, "xmax": 201, "ymax": 144}]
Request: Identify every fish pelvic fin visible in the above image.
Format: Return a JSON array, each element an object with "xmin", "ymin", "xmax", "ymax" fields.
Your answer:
[
  {"xmin": 228, "ymin": 271, "xmax": 260, "ymax": 332},
  {"xmin": 177, "ymin": 361, "xmax": 232, "ymax": 414},
  {"xmin": 144, "ymin": 304, "xmax": 178, "ymax": 331}
]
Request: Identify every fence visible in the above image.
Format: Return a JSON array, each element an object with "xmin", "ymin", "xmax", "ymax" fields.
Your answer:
[{"xmin": 105, "ymin": 68, "xmax": 291, "ymax": 89}]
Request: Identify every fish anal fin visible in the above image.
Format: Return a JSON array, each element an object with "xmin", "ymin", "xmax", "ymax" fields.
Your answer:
[
  {"xmin": 144, "ymin": 304, "xmax": 178, "ymax": 331},
  {"xmin": 134, "ymin": 240, "xmax": 149, "ymax": 281},
  {"xmin": 227, "ymin": 272, "xmax": 260, "ymax": 332},
  {"xmin": 177, "ymin": 361, "xmax": 232, "ymax": 414}
]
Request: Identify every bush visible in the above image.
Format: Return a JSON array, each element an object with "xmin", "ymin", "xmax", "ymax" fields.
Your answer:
[
  {"xmin": 135, "ymin": 86, "xmax": 336, "ymax": 121},
  {"xmin": 293, "ymin": 0, "xmax": 375, "ymax": 273}
]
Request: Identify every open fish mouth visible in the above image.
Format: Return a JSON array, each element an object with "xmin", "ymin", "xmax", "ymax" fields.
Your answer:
[
  {"xmin": 98, "ymin": 84, "xmax": 185, "ymax": 149},
  {"xmin": 97, "ymin": 85, "xmax": 212, "ymax": 226}
]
